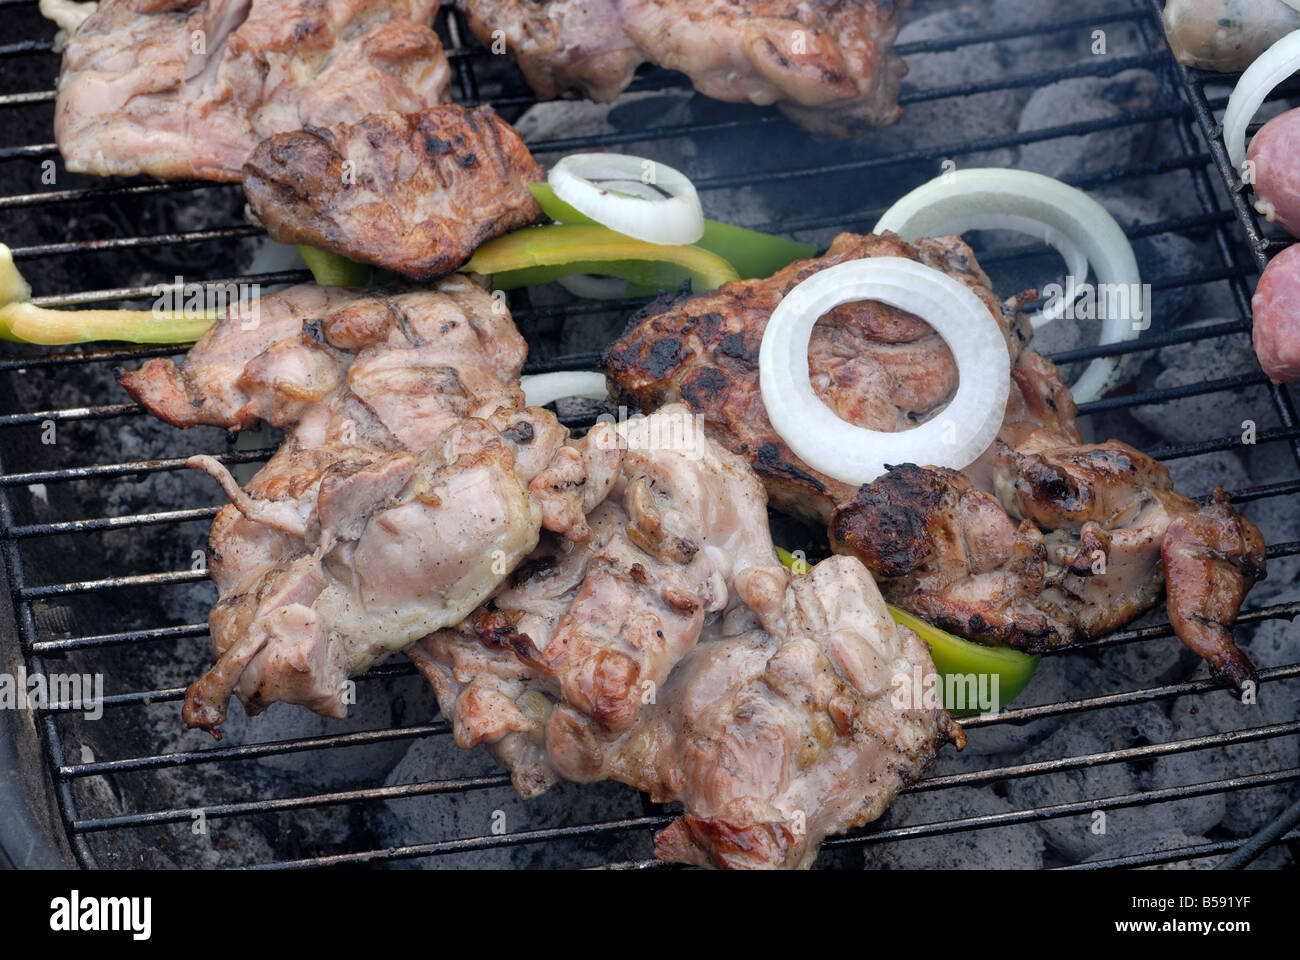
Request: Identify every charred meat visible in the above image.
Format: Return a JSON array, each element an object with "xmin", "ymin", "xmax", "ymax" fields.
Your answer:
[
  {"xmin": 830, "ymin": 446, "xmax": 1266, "ymax": 692},
  {"xmin": 606, "ymin": 231, "xmax": 1034, "ymax": 523},
  {"xmin": 609, "ymin": 231, "xmax": 1266, "ymax": 690},
  {"xmin": 455, "ymin": 0, "xmax": 911, "ymax": 138},
  {"xmin": 243, "ymin": 105, "xmax": 545, "ymax": 281},
  {"xmin": 55, "ymin": 0, "xmax": 450, "ymax": 181}
]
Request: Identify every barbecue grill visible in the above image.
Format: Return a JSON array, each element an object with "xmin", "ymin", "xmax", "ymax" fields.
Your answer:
[{"xmin": 1, "ymin": 0, "xmax": 1298, "ymax": 870}]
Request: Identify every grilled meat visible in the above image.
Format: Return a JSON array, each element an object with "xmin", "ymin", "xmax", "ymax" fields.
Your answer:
[
  {"xmin": 413, "ymin": 405, "xmax": 788, "ymax": 749},
  {"xmin": 562, "ymin": 557, "xmax": 958, "ymax": 870},
  {"xmin": 830, "ymin": 440, "xmax": 1267, "ymax": 691},
  {"xmin": 1163, "ymin": 490, "xmax": 1268, "ymax": 691},
  {"xmin": 606, "ymin": 231, "xmax": 1035, "ymax": 523},
  {"xmin": 119, "ymin": 283, "xmax": 366, "ymax": 430},
  {"xmin": 55, "ymin": 0, "xmax": 450, "ymax": 181},
  {"xmin": 410, "ymin": 406, "xmax": 957, "ymax": 868},
  {"xmin": 122, "ymin": 279, "xmax": 619, "ymax": 733},
  {"xmin": 455, "ymin": 0, "xmax": 911, "ymax": 138},
  {"xmin": 243, "ymin": 105, "xmax": 545, "ymax": 281},
  {"xmin": 610, "ymin": 230, "xmax": 1266, "ymax": 689}
]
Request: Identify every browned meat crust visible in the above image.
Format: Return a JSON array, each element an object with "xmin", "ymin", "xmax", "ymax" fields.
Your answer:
[
  {"xmin": 610, "ymin": 230, "xmax": 1264, "ymax": 690},
  {"xmin": 243, "ymin": 106, "xmax": 545, "ymax": 281},
  {"xmin": 55, "ymin": 0, "xmax": 450, "ymax": 181},
  {"xmin": 831, "ymin": 446, "xmax": 1267, "ymax": 691},
  {"xmin": 1163, "ymin": 489, "xmax": 1267, "ymax": 692},
  {"xmin": 456, "ymin": 0, "xmax": 911, "ymax": 138},
  {"xmin": 605, "ymin": 231, "xmax": 1034, "ymax": 522}
]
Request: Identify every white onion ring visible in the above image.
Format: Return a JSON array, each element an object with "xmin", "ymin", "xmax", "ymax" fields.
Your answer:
[
  {"xmin": 1224, "ymin": 30, "xmax": 1300, "ymax": 175},
  {"xmin": 549, "ymin": 154, "xmax": 704, "ymax": 246},
  {"xmin": 873, "ymin": 168, "xmax": 1143, "ymax": 404},
  {"xmin": 759, "ymin": 257, "xmax": 1011, "ymax": 487},
  {"xmin": 877, "ymin": 212, "xmax": 1087, "ymax": 329},
  {"xmin": 521, "ymin": 371, "xmax": 609, "ymax": 408}
]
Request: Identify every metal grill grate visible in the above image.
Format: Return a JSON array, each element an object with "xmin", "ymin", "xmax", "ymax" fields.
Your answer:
[{"xmin": 1, "ymin": 0, "xmax": 1298, "ymax": 870}]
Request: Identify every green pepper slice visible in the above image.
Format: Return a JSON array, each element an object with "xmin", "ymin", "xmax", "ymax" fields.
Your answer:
[
  {"xmin": 529, "ymin": 182, "xmax": 816, "ymax": 280},
  {"xmin": 462, "ymin": 224, "xmax": 740, "ymax": 292},
  {"xmin": 0, "ymin": 244, "xmax": 216, "ymax": 345},
  {"xmin": 296, "ymin": 245, "xmax": 372, "ymax": 287}
]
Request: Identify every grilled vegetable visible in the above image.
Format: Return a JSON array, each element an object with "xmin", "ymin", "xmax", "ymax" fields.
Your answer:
[
  {"xmin": 0, "ymin": 244, "xmax": 215, "ymax": 345},
  {"xmin": 760, "ymin": 256, "xmax": 1010, "ymax": 487},
  {"xmin": 296, "ymin": 245, "xmax": 371, "ymax": 287},
  {"xmin": 530, "ymin": 182, "xmax": 815, "ymax": 280},
  {"xmin": 462, "ymin": 224, "xmax": 740, "ymax": 292}
]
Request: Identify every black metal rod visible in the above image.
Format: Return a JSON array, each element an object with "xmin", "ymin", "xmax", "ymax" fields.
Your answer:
[{"xmin": 1216, "ymin": 793, "xmax": 1300, "ymax": 869}]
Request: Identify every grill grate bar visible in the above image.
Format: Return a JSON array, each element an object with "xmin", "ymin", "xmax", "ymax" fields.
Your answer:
[
  {"xmin": 22, "ymin": 534, "xmax": 1300, "ymax": 604},
  {"xmin": 1058, "ymin": 829, "xmax": 1300, "ymax": 870},
  {"xmin": 960, "ymin": 663, "xmax": 1300, "ymax": 731},
  {"xmin": 0, "ymin": 179, "xmax": 219, "ymax": 210},
  {"xmin": 0, "ymin": 356, "xmax": 1272, "ymax": 441},
  {"xmin": 60, "ymin": 723, "xmax": 452, "ymax": 779},
  {"xmin": 829, "ymin": 768, "xmax": 1300, "ymax": 849},
  {"xmin": 250, "ymin": 768, "xmax": 1300, "ymax": 869},
  {"xmin": 912, "ymin": 722, "xmax": 1300, "ymax": 793},
  {"xmin": 0, "ymin": 447, "xmax": 275, "ymax": 488},
  {"xmin": 0, "ymin": 0, "xmax": 1295, "ymax": 870},
  {"xmin": 71, "ymin": 775, "xmax": 516, "ymax": 833},
  {"xmin": 9, "ymin": 506, "xmax": 221, "ymax": 540},
  {"xmin": 32, "ymin": 622, "xmax": 210, "ymax": 655}
]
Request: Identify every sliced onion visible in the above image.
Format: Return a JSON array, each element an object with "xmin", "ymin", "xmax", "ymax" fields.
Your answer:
[
  {"xmin": 38, "ymin": 0, "xmax": 96, "ymax": 35},
  {"xmin": 549, "ymin": 154, "xmax": 704, "ymax": 246},
  {"xmin": 879, "ymin": 212, "xmax": 1088, "ymax": 329},
  {"xmin": 1224, "ymin": 30, "xmax": 1300, "ymax": 174},
  {"xmin": 759, "ymin": 257, "xmax": 1011, "ymax": 487},
  {"xmin": 873, "ymin": 168, "xmax": 1143, "ymax": 404},
  {"xmin": 521, "ymin": 371, "xmax": 609, "ymax": 408}
]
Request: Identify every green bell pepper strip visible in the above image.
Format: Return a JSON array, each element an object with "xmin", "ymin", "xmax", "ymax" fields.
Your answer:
[
  {"xmin": 296, "ymin": 245, "xmax": 371, "ymax": 287},
  {"xmin": 776, "ymin": 546, "xmax": 1039, "ymax": 713},
  {"xmin": 484, "ymin": 258, "xmax": 698, "ymax": 293},
  {"xmin": 462, "ymin": 224, "xmax": 740, "ymax": 292},
  {"xmin": 529, "ymin": 182, "xmax": 816, "ymax": 280},
  {"xmin": 0, "ymin": 244, "xmax": 216, "ymax": 345}
]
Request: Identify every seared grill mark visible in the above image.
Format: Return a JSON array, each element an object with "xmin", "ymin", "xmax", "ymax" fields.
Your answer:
[
  {"xmin": 244, "ymin": 104, "xmax": 543, "ymax": 280},
  {"xmin": 605, "ymin": 232, "xmax": 1027, "ymax": 523}
]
